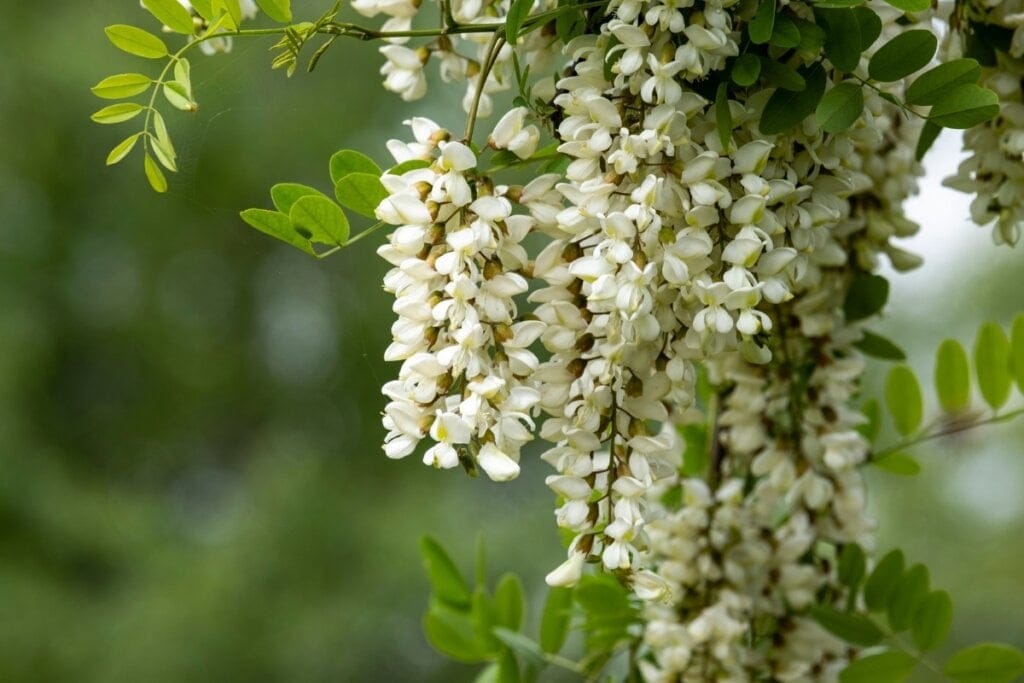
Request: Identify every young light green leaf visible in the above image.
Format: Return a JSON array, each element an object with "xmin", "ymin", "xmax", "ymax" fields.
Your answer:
[
  {"xmin": 808, "ymin": 605, "xmax": 885, "ymax": 646},
  {"xmin": 853, "ymin": 6, "xmax": 882, "ymax": 49},
  {"xmin": 105, "ymin": 24, "xmax": 169, "ymax": 59},
  {"xmin": 505, "ymin": 0, "xmax": 534, "ymax": 43},
  {"xmin": 270, "ymin": 183, "xmax": 329, "ymax": 214},
  {"xmin": 854, "ymin": 330, "xmax": 906, "ymax": 361},
  {"xmin": 935, "ymin": 338, "xmax": 971, "ymax": 412},
  {"xmin": 912, "ymin": 590, "xmax": 953, "ymax": 652},
  {"xmin": 334, "ymin": 173, "xmax": 388, "ymax": 218},
  {"xmin": 539, "ymin": 587, "xmax": 572, "ymax": 654},
  {"xmin": 1011, "ymin": 314, "xmax": 1024, "ymax": 393},
  {"xmin": 254, "ymin": 0, "xmax": 293, "ymax": 22},
  {"xmin": 423, "ymin": 604, "xmax": 487, "ymax": 663},
  {"xmin": 715, "ymin": 82, "xmax": 732, "ymax": 149},
  {"xmin": 749, "ymin": 0, "xmax": 775, "ymax": 44},
  {"xmin": 91, "ymin": 73, "xmax": 152, "ymax": 99},
  {"xmin": 492, "ymin": 628, "xmax": 546, "ymax": 669},
  {"xmin": 873, "ymin": 452, "xmax": 921, "ymax": 476},
  {"xmin": 885, "ymin": 365, "xmax": 923, "ymax": 436},
  {"xmin": 91, "ymin": 102, "xmax": 145, "ymax": 124},
  {"xmin": 419, "ymin": 536, "xmax": 472, "ymax": 610},
  {"xmin": 387, "ymin": 159, "xmax": 432, "ymax": 176},
  {"xmin": 142, "ymin": 0, "xmax": 196, "ymax": 34},
  {"xmin": 929, "ymin": 84, "xmax": 1000, "ymax": 129},
  {"xmin": 868, "ymin": 30, "xmax": 937, "ymax": 82},
  {"xmin": 844, "ymin": 273, "xmax": 889, "ymax": 321},
  {"xmin": 106, "ymin": 133, "xmax": 143, "ymax": 165},
  {"xmin": 240, "ymin": 209, "xmax": 314, "ymax": 255},
  {"xmin": 816, "ymin": 81, "xmax": 864, "ymax": 133},
  {"xmin": 840, "ymin": 650, "xmax": 918, "ymax": 683},
  {"xmin": 883, "ymin": 0, "xmax": 930, "ymax": 12},
  {"xmin": 974, "ymin": 321, "xmax": 1012, "ymax": 410},
  {"xmin": 330, "ymin": 149, "xmax": 382, "ymax": 185},
  {"xmin": 214, "ymin": 0, "xmax": 244, "ymax": 28},
  {"xmin": 493, "ymin": 574, "xmax": 525, "ymax": 631},
  {"xmin": 887, "ymin": 563, "xmax": 930, "ymax": 631},
  {"xmin": 173, "ymin": 58, "xmax": 193, "ymax": 98},
  {"xmin": 163, "ymin": 82, "xmax": 197, "ymax": 112},
  {"xmin": 906, "ymin": 59, "xmax": 982, "ymax": 106},
  {"xmin": 945, "ymin": 644, "xmax": 1024, "ymax": 683},
  {"xmin": 150, "ymin": 129, "xmax": 178, "ymax": 172},
  {"xmin": 731, "ymin": 53, "xmax": 761, "ymax": 86},
  {"xmin": 864, "ymin": 549, "xmax": 905, "ymax": 611},
  {"xmin": 759, "ymin": 64, "xmax": 826, "ymax": 135},
  {"xmin": 290, "ymin": 195, "xmax": 349, "ymax": 246},
  {"xmin": 144, "ymin": 153, "xmax": 168, "ymax": 193},
  {"xmin": 189, "ymin": 0, "xmax": 216, "ymax": 19},
  {"xmin": 858, "ymin": 398, "xmax": 882, "ymax": 442},
  {"xmin": 816, "ymin": 8, "xmax": 862, "ymax": 73}
]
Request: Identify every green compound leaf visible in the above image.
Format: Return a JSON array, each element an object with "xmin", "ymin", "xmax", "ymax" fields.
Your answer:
[
  {"xmin": 912, "ymin": 590, "xmax": 953, "ymax": 652},
  {"xmin": 884, "ymin": 0, "xmax": 930, "ymax": 12},
  {"xmin": 853, "ymin": 6, "xmax": 882, "ymax": 49},
  {"xmin": 539, "ymin": 587, "xmax": 572, "ymax": 654},
  {"xmin": 1011, "ymin": 314, "xmax": 1024, "ymax": 392},
  {"xmin": 840, "ymin": 650, "xmax": 918, "ymax": 683},
  {"xmin": 838, "ymin": 543, "xmax": 867, "ymax": 590},
  {"xmin": 816, "ymin": 81, "xmax": 864, "ymax": 133},
  {"xmin": 239, "ymin": 208, "xmax": 314, "ymax": 255},
  {"xmin": 290, "ymin": 195, "xmax": 349, "ymax": 246},
  {"xmin": 91, "ymin": 73, "xmax": 152, "ymax": 100},
  {"xmin": 809, "ymin": 605, "xmax": 885, "ymax": 646},
  {"xmin": 749, "ymin": 0, "xmax": 775, "ymax": 44},
  {"xmin": 330, "ymin": 149, "xmax": 383, "ymax": 185},
  {"xmin": 915, "ymin": 120, "xmax": 942, "ymax": 160},
  {"xmin": 105, "ymin": 24, "xmax": 169, "ymax": 59},
  {"xmin": 935, "ymin": 338, "xmax": 971, "ymax": 412},
  {"xmin": 424, "ymin": 604, "xmax": 487, "ymax": 663},
  {"xmin": 974, "ymin": 321, "xmax": 1012, "ymax": 410},
  {"xmin": 90, "ymin": 102, "xmax": 145, "ymax": 124},
  {"xmin": 885, "ymin": 365, "xmax": 923, "ymax": 436},
  {"xmin": 759, "ymin": 57, "xmax": 806, "ymax": 91},
  {"xmin": 864, "ymin": 549, "xmax": 905, "ymax": 611},
  {"xmin": 868, "ymin": 30, "xmax": 937, "ymax": 82},
  {"xmin": 816, "ymin": 8, "xmax": 862, "ymax": 73},
  {"xmin": 887, "ymin": 563, "xmax": 930, "ymax": 632},
  {"xmin": 854, "ymin": 330, "xmax": 906, "ymax": 361},
  {"xmin": 270, "ymin": 183, "xmax": 329, "ymax": 214},
  {"xmin": 844, "ymin": 273, "xmax": 889, "ymax": 321},
  {"xmin": 505, "ymin": 0, "xmax": 533, "ymax": 43},
  {"xmin": 144, "ymin": 153, "xmax": 168, "ymax": 193},
  {"xmin": 759, "ymin": 63, "xmax": 826, "ymax": 135},
  {"xmin": 493, "ymin": 573, "xmax": 525, "ymax": 631},
  {"xmin": 142, "ymin": 0, "xmax": 195, "ymax": 34},
  {"xmin": 929, "ymin": 84, "xmax": 1000, "ymax": 129},
  {"xmin": 420, "ymin": 536, "xmax": 472, "ymax": 610},
  {"xmin": 334, "ymin": 172, "xmax": 389, "ymax": 218},
  {"xmin": 945, "ymin": 644, "xmax": 1024, "ymax": 683},
  {"xmin": 769, "ymin": 14, "xmax": 800, "ymax": 48},
  {"xmin": 906, "ymin": 58, "xmax": 982, "ymax": 106},
  {"xmin": 106, "ymin": 133, "xmax": 143, "ymax": 166},
  {"xmin": 873, "ymin": 452, "xmax": 921, "ymax": 476},
  {"xmin": 732, "ymin": 54, "xmax": 761, "ymax": 86},
  {"xmin": 254, "ymin": 0, "xmax": 293, "ymax": 23}
]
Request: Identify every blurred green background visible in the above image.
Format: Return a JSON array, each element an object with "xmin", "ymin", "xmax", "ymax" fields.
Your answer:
[{"xmin": 0, "ymin": 1, "xmax": 1021, "ymax": 681}]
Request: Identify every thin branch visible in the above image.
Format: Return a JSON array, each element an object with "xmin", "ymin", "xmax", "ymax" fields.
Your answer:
[{"xmin": 872, "ymin": 406, "xmax": 1024, "ymax": 460}]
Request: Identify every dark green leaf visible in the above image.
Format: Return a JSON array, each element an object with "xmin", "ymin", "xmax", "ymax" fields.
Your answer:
[
  {"xmin": 929, "ymin": 84, "xmax": 1000, "ymax": 129},
  {"xmin": 887, "ymin": 563, "xmax": 930, "ymax": 631},
  {"xmin": 769, "ymin": 14, "xmax": 801, "ymax": 48},
  {"xmin": 240, "ymin": 208, "xmax": 314, "ymax": 255},
  {"xmin": 884, "ymin": 0, "xmax": 930, "ymax": 12},
  {"xmin": 506, "ymin": 0, "xmax": 533, "ymax": 43},
  {"xmin": 906, "ymin": 59, "xmax": 982, "ymax": 106},
  {"xmin": 493, "ymin": 628, "xmax": 546, "ymax": 669},
  {"xmin": 912, "ymin": 590, "xmax": 953, "ymax": 652},
  {"xmin": 334, "ymin": 172, "xmax": 388, "ymax": 218},
  {"xmin": 885, "ymin": 365, "xmax": 923, "ymax": 436},
  {"xmin": 493, "ymin": 574, "xmax": 525, "ymax": 631},
  {"xmin": 760, "ymin": 57, "xmax": 807, "ymax": 91},
  {"xmin": 853, "ymin": 6, "xmax": 882, "ymax": 49},
  {"xmin": 759, "ymin": 63, "xmax": 826, "ymax": 135},
  {"xmin": 915, "ymin": 120, "xmax": 942, "ymax": 160},
  {"xmin": 816, "ymin": 81, "xmax": 865, "ymax": 133},
  {"xmin": 873, "ymin": 452, "xmax": 921, "ymax": 476},
  {"xmin": 539, "ymin": 587, "xmax": 573, "ymax": 654},
  {"xmin": 935, "ymin": 338, "xmax": 971, "ymax": 412},
  {"xmin": 869, "ymin": 30, "xmax": 937, "ymax": 82},
  {"xmin": 420, "ymin": 536, "xmax": 472, "ymax": 610},
  {"xmin": 864, "ymin": 549, "xmax": 905, "ymax": 611},
  {"xmin": 105, "ymin": 24, "xmax": 169, "ymax": 59},
  {"xmin": 974, "ymin": 321, "xmax": 1012, "ymax": 409},
  {"xmin": 816, "ymin": 8, "xmax": 862, "ymax": 72},
  {"xmin": 733, "ymin": 52, "xmax": 765, "ymax": 85},
  {"xmin": 838, "ymin": 543, "xmax": 867, "ymax": 590},
  {"xmin": 715, "ymin": 82, "xmax": 732, "ymax": 149},
  {"xmin": 795, "ymin": 18, "xmax": 827, "ymax": 52},
  {"xmin": 749, "ymin": 0, "xmax": 775, "ymax": 44},
  {"xmin": 844, "ymin": 273, "xmax": 889, "ymax": 321},
  {"xmin": 854, "ymin": 330, "xmax": 906, "ymax": 361},
  {"xmin": 809, "ymin": 605, "xmax": 885, "ymax": 646},
  {"xmin": 330, "ymin": 149, "xmax": 382, "ymax": 185},
  {"xmin": 945, "ymin": 643, "xmax": 1024, "ymax": 683},
  {"xmin": 840, "ymin": 650, "xmax": 918, "ymax": 683}
]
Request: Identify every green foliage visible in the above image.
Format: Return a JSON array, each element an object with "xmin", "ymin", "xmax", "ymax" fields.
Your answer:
[
  {"xmin": 254, "ymin": 0, "xmax": 294, "ymax": 23},
  {"xmin": 731, "ymin": 53, "xmax": 761, "ymax": 86},
  {"xmin": 142, "ymin": 0, "xmax": 196, "ymax": 35},
  {"xmin": 539, "ymin": 588, "xmax": 572, "ymax": 654},
  {"xmin": 935, "ymin": 338, "xmax": 972, "ymax": 412},
  {"xmin": 883, "ymin": 0, "xmax": 929, "ymax": 12},
  {"xmin": 91, "ymin": 102, "xmax": 145, "ymax": 124},
  {"xmin": 868, "ymin": 30, "xmax": 937, "ymax": 82},
  {"xmin": 844, "ymin": 273, "xmax": 889, "ymax": 321},
  {"xmin": 887, "ymin": 562, "xmax": 929, "ymax": 631},
  {"xmin": 944, "ymin": 644, "xmax": 1024, "ymax": 683},
  {"xmin": 329, "ymin": 150, "xmax": 382, "ymax": 184},
  {"xmin": 105, "ymin": 24, "xmax": 169, "ymax": 59},
  {"xmin": 91, "ymin": 73, "xmax": 153, "ymax": 99},
  {"xmin": 816, "ymin": 81, "xmax": 864, "ymax": 134},
  {"xmin": 929, "ymin": 84, "xmax": 1001, "ymax": 129},
  {"xmin": 421, "ymin": 536, "xmax": 473, "ymax": 610},
  {"xmin": 759, "ymin": 64, "xmax": 825, "ymax": 135},
  {"xmin": 505, "ymin": 0, "xmax": 533, "ymax": 43},
  {"xmin": 974, "ymin": 321, "xmax": 1012, "ymax": 410},
  {"xmin": 884, "ymin": 365, "xmax": 923, "ymax": 437},
  {"xmin": 912, "ymin": 589, "xmax": 952, "ymax": 652},
  {"xmin": 1011, "ymin": 314, "xmax": 1024, "ymax": 392},
  {"xmin": 840, "ymin": 651, "xmax": 917, "ymax": 683},
  {"xmin": 863, "ymin": 549, "xmax": 904, "ymax": 611},
  {"xmin": 816, "ymin": 8, "xmax": 862, "ymax": 72},
  {"xmin": 748, "ymin": 0, "xmax": 775, "ymax": 44},
  {"xmin": 854, "ymin": 330, "xmax": 905, "ymax": 361},
  {"xmin": 808, "ymin": 605, "xmax": 884, "ymax": 646},
  {"xmin": 873, "ymin": 451, "xmax": 921, "ymax": 476},
  {"xmin": 334, "ymin": 173, "xmax": 388, "ymax": 218},
  {"xmin": 906, "ymin": 59, "xmax": 983, "ymax": 106}
]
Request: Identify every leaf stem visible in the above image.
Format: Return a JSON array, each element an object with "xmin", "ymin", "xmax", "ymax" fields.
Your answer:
[
  {"xmin": 464, "ymin": 31, "xmax": 505, "ymax": 144},
  {"xmin": 871, "ymin": 406, "xmax": 1024, "ymax": 460}
]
